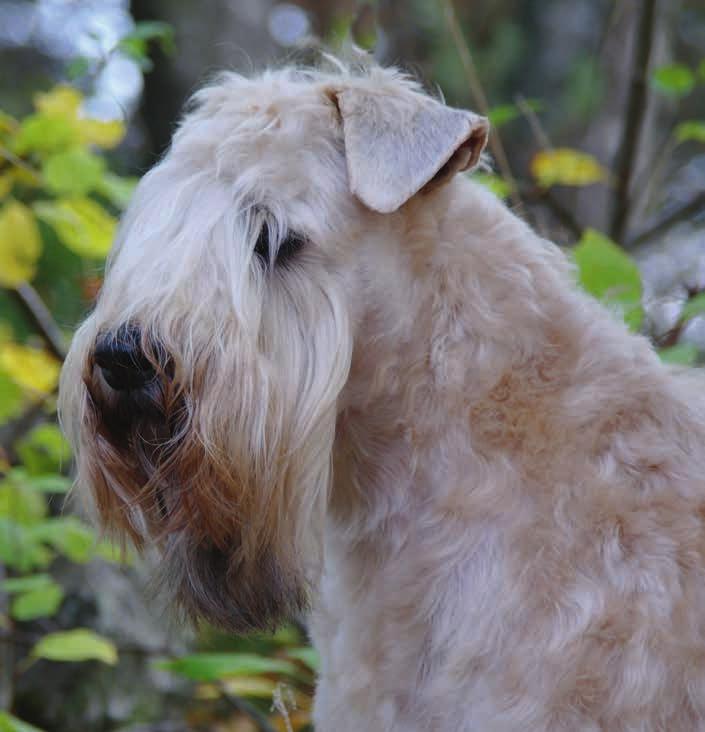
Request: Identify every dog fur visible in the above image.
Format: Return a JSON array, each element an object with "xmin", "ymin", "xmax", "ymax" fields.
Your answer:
[{"xmin": 60, "ymin": 62, "xmax": 705, "ymax": 731}]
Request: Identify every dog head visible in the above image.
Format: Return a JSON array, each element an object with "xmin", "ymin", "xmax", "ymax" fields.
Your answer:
[{"xmin": 59, "ymin": 63, "xmax": 489, "ymax": 632}]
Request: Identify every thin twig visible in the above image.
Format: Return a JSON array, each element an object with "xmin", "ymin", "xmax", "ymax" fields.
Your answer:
[
  {"xmin": 12, "ymin": 283, "xmax": 67, "ymax": 361},
  {"xmin": 627, "ymin": 191, "xmax": 705, "ymax": 249},
  {"xmin": 515, "ymin": 94, "xmax": 552, "ymax": 150},
  {"xmin": 0, "ymin": 146, "xmax": 42, "ymax": 184},
  {"xmin": 220, "ymin": 684, "xmax": 278, "ymax": 732},
  {"xmin": 440, "ymin": 0, "xmax": 524, "ymax": 215},
  {"xmin": 634, "ymin": 128, "xmax": 676, "ymax": 217},
  {"xmin": 608, "ymin": 0, "xmax": 658, "ymax": 243},
  {"xmin": 511, "ymin": 97, "xmax": 585, "ymax": 240}
]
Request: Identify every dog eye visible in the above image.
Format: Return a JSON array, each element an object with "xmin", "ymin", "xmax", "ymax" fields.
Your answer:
[{"xmin": 254, "ymin": 225, "xmax": 305, "ymax": 268}]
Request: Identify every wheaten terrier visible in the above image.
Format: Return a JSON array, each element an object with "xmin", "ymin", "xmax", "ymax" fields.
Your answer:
[{"xmin": 60, "ymin": 62, "xmax": 705, "ymax": 731}]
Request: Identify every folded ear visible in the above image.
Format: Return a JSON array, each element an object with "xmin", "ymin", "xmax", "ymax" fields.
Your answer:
[{"xmin": 331, "ymin": 85, "xmax": 489, "ymax": 214}]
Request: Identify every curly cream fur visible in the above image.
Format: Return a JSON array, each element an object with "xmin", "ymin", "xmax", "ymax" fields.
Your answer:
[{"xmin": 60, "ymin": 63, "xmax": 705, "ymax": 731}]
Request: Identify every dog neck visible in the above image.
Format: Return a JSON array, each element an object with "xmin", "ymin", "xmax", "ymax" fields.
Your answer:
[{"xmin": 332, "ymin": 180, "xmax": 562, "ymax": 533}]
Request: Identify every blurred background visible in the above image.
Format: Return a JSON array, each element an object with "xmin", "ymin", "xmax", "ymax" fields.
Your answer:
[{"xmin": 0, "ymin": 1, "xmax": 704, "ymax": 730}]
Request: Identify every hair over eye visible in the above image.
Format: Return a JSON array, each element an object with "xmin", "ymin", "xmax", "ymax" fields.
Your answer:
[{"xmin": 254, "ymin": 224, "xmax": 306, "ymax": 267}]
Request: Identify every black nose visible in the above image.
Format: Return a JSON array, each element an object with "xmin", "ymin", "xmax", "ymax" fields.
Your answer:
[{"xmin": 93, "ymin": 325, "xmax": 156, "ymax": 391}]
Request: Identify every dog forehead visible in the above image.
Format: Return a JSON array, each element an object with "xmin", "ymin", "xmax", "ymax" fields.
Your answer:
[
  {"xmin": 171, "ymin": 71, "xmax": 347, "ymax": 206},
  {"xmin": 188, "ymin": 72, "xmax": 338, "ymax": 147}
]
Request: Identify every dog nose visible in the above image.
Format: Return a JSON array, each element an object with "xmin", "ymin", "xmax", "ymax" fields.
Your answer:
[{"xmin": 93, "ymin": 325, "xmax": 155, "ymax": 391}]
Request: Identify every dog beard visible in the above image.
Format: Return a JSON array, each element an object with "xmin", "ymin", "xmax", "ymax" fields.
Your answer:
[{"xmin": 79, "ymin": 347, "xmax": 309, "ymax": 633}]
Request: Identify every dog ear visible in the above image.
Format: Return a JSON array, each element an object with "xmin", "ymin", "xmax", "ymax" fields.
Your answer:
[{"xmin": 331, "ymin": 86, "xmax": 489, "ymax": 214}]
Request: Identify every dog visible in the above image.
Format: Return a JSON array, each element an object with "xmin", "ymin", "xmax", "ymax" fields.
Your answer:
[{"xmin": 59, "ymin": 61, "xmax": 705, "ymax": 731}]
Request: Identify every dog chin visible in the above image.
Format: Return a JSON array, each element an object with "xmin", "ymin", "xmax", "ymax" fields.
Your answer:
[{"xmin": 163, "ymin": 537, "xmax": 309, "ymax": 634}]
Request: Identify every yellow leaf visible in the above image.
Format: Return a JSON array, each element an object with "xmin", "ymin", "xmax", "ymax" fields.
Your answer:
[
  {"xmin": 34, "ymin": 85, "xmax": 83, "ymax": 119},
  {"xmin": 0, "ymin": 200, "xmax": 42, "ymax": 287},
  {"xmin": 22, "ymin": 85, "xmax": 125, "ymax": 153},
  {"xmin": 77, "ymin": 118, "xmax": 126, "ymax": 149},
  {"xmin": 34, "ymin": 197, "xmax": 116, "ymax": 259},
  {"xmin": 223, "ymin": 677, "xmax": 278, "ymax": 698},
  {"xmin": 0, "ymin": 343, "xmax": 61, "ymax": 394},
  {"xmin": 530, "ymin": 148, "xmax": 608, "ymax": 188}
]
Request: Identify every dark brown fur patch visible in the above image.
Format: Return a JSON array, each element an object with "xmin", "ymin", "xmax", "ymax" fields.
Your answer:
[{"xmin": 79, "ymin": 340, "xmax": 307, "ymax": 632}]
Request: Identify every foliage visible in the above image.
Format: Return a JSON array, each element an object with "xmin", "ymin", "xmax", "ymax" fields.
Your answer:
[
  {"xmin": 0, "ymin": 18, "xmax": 320, "ymax": 732},
  {"xmin": 573, "ymin": 229, "xmax": 643, "ymax": 331},
  {"xmin": 157, "ymin": 652, "xmax": 301, "ymax": 682},
  {"xmin": 0, "ymin": 21, "xmax": 161, "ymax": 732},
  {"xmin": 651, "ymin": 63, "xmax": 697, "ymax": 98},
  {"xmin": 30, "ymin": 629, "xmax": 118, "ymax": 665},
  {"xmin": 530, "ymin": 149, "xmax": 608, "ymax": 188},
  {"xmin": 0, "ymin": 712, "xmax": 43, "ymax": 732}
]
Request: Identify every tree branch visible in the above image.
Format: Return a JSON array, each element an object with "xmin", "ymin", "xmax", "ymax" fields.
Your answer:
[
  {"xmin": 441, "ymin": 0, "xmax": 525, "ymax": 215},
  {"xmin": 627, "ymin": 190, "xmax": 705, "ymax": 249},
  {"xmin": 0, "ymin": 146, "xmax": 42, "ymax": 185},
  {"xmin": 608, "ymin": 0, "xmax": 658, "ymax": 243},
  {"xmin": 12, "ymin": 283, "xmax": 67, "ymax": 361}
]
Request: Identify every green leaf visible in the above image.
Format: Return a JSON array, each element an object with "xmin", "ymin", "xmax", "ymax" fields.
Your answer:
[
  {"xmin": 351, "ymin": 3, "xmax": 377, "ymax": 51},
  {"xmin": 34, "ymin": 197, "xmax": 116, "ymax": 259},
  {"xmin": 43, "ymin": 148, "xmax": 106, "ymax": 196},
  {"xmin": 12, "ymin": 114, "xmax": 77, "ymax": 155},
  {"xmin": 487, "ymin": 104, "xmax": 520, "ymax": 126},
  {"xmin": 651, "ymin": 64, "xmax": 695, "ymax": 98},
  {"xmin": 31, "ymin": 628, "xmax": 118, "ymax": 665},
  {"xmin": 25, "ymin": 474, "xmax": 72, "ymax": 494},
  {"xmin": 11, "ymin": 582, "xmax": 64, "ymax": 621},
  {"xmin": 472, "ymin": 172, "xmax": 512, "ymax": 199},
  {"xmin": 0, "ymin": 479, "xmax": 47, "ymax": 525},
  {"xmin": 0, "ymin": 518, "xmax": 52, "ymax": 571},
  {"xmin": 659, "ymin": 343, "xmax": 699, "ymax": 366},
  {"xmin": 97, "ymin": 173, "xmax": 138, "ymax": 209},
  {"xmin": 698, "ymin": 59, "xmax": 705, "ymax": 82},
  {"xmin": 15, "ymin": 423, "xmax": 71, "ymax": 475},
  {"xmin": 117, "ymin": 37, "xmax": 152, "ymax": 70},
  {"xmin": 487, "ymin": 100, "xmax": 541, "ymax": 127},
  {"xmin": 674, "ymin": 121, "xmax": 705, "ymax": 144},
  {"xmin": 0, "ymin": 111, "xmax": 18, "ymax": 135},
  {"xmin": 1, "ymin": 573, "xmax": 53, "ymax": 593},
  {"xmin": 126, "ymin": 20, "xmax": 175, "ymax": 52},
  {"xmin": 118, "ymin": 20, "xmax": 175, "ymax": 69},
  {"xmin": 286, "ymin": 646, "xmax": 320, "ymax": 671},
  {"xmin": 157, "ymin": 653, "xmax": 298, "ymax": 682},
  {"xmin": 573, "ymin": 229, "xmax": 643, "ymax": 331},
  {"xmin": 0, "ymin": 370, "xmax": 24, "ymax": 422},
  {"xmin": 29, "ymin": 517, "xmax": 97, "ymax": 563},
  {"xmin": 681, "ymin": 292, "xmax": 705, "ymax": 321},
  {"xmin": 0, "ymin": 711, "xmax": 46, "ymax": 732}
]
